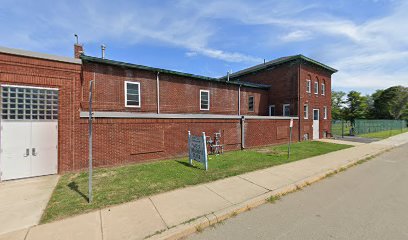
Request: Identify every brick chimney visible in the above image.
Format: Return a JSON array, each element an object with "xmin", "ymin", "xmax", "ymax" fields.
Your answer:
[{"xmin": 74, "ymin": 44, "xmax": 84, "ymax": 58}]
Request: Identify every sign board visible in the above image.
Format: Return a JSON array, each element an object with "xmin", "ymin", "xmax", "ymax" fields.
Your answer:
[
  {"xmin": 188, "ymin": 131, "xmax": 208, "ymax": 170},
  {"xmin": 289, "ymin": 118, "xmax": 293, "ymax": 128}
]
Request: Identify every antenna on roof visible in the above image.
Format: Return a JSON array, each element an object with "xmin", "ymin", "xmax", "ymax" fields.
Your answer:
[
  {"xmin": 74, "ymin": 34, "xmax": 79, "ymax": 45},
  {"xmin": 101, "ymin": 44, "xmax": 106, "ymax": 59},
  {"xmin": 263, "ymin": 59, "xmax": 266, "ymax": 65}
]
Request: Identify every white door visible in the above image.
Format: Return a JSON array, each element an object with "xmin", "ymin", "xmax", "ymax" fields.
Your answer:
[
  {"xmin": 0, "ymin": 121, "xmax": 32, "ymax": 180},
  {"xmin": 313, "ymin": 109, "xmax": 320, "ymax": 140},
  {"xmin": 31, "ymin": 121, "xmax": 58, "ymax": 177},
  {"xmin": 1, "ymin": 85, "xmax": 59, "ymax": 181}
]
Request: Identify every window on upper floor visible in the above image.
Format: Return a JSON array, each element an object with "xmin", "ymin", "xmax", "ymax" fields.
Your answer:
[
  {"xmin": 322, "ymin": 81, "xmax": 326, "ymax": 95},
  {"xmin": 248, "ymin": 96, "xmax": 254, "ymax": 112},
  {"xmin": 306, "ymin": 79, "xmax": 311, "ymax": 93},
  {"xmin": 125, "ymin": 81, "xmax": 141, "ymax": 108},
  {"xmin": 314, "ymin": 81, "xmax": 319, "ymax": 94},
  {"xmin": 200, "ymin": 90, "xmax": 210, "ymax": 110},
  {"xmin": 283, "ymin": 104, "xmax": 290, "ymax": 116},
  {"xmin": 304, "ymin": 104, "xmax": 309, "ymax": 119}
]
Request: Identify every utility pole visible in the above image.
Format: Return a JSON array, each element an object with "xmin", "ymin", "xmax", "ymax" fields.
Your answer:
[{"xmin": 88, "ymin": 77, "xmax": 94, "ymax": 203}]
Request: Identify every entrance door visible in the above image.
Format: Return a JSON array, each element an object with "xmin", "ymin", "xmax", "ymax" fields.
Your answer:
[
  {"xmin": 313, "ymin": 109, "xmax": 320, "ymax": 140},
  {"xmin": 269, "ymin": 105, "xmax": 275, "ymax": 116},
  {"xmin": 1, "ymin": 85, "xmax": 59, "ymax": 181}
]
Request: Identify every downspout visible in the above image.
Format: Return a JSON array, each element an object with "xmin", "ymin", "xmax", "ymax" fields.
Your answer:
[
  {"xmin": 298, "ymin": 61, "xmax": 301, "ymax": 142},
  {"xmin": 156, "ymin": 72, "xmax": 160, "ymax": 114},
  {"xmin": 238, "ymin": 85, "xmax": 241, "ymax": 115},
  {"xmin": 241, "ymin": 116, "xmax": 245, "ymax": 149}
]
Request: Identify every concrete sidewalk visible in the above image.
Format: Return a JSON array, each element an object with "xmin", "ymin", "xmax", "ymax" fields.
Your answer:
[{"xmin": 3, "ymin": 132, "xmax": 408, "ymax": 240}]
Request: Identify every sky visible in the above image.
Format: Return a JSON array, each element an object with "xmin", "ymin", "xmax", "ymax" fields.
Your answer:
[{"xmin": 1, "ymin": 0, "xmax": 407, "ymax": 94}]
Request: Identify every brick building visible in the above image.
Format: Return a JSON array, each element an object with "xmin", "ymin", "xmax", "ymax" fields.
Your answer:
[{"xmin": 0, "ymin": 44, "xmax": 336, "ymax": 180}]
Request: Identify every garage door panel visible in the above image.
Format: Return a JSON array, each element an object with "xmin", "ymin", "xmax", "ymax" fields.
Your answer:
[
  {"xmin": 1, "ymin": 85, "xmax": 58, "ymax": 181},
  {"xmin": 1, "ymin": 121, "xmax": 32, "ymax": 180},
  {"xmin": 31, "ymin": 121, "xmax": 58, "ymax": 177}
]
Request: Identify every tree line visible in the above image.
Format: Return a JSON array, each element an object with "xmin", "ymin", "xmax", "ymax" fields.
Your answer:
[{"xmin": 332, "ymin": 85, "xmax": 408, "ymax": 123}]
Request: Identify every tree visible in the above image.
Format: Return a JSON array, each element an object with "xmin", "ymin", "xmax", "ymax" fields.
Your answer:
[
  {"xmin": 331, "ymin": 91, "xmax": 346, "ymax": 120},
  {"xmin": 374, "ymin": 86, "xmax": 408, "ymax": 120},
  {"xmin": 344, "ymin": 91, "xmax": 368, "ymax": 125}
]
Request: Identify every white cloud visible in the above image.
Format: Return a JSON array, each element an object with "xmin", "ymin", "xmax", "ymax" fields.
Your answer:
[{"xmin": 280, "ymin": 30, "xmax": 312, "ymax": 42}]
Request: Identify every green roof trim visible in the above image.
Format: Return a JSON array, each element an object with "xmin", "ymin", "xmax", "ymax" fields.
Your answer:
[
  {"xmin": 80, "ymin": 55, "xmax": 270, "ymax": 89},
  {"xmin": 220, "ymin": 54, "xmax": 337, "ymax": 80}
]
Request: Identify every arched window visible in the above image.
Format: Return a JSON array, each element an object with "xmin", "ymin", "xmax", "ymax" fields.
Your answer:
[
  {"xmin": 306, "ymin": 75, "xmax": 311, "ymax": 93},
  {"xmin": 314, "ymin": 77, "xmax": 319, "ymax": 94},
  {"xmin": 321, "ymin": 80, "xmax": 326, "ymax": 95}
]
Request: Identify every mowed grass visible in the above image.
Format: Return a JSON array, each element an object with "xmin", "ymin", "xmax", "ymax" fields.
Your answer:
[
  {"xmin": 359, "ymin": 128, "xmax": 408, "ymax": 139},
  {"xmin": 41, "ymin": 141, "xmax": 351, "ymax": 223}
]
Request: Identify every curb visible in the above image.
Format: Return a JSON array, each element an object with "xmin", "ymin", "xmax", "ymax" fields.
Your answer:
[{"xmin": 146, "ymin": 143, "xmax": 402, "ymax": 240}]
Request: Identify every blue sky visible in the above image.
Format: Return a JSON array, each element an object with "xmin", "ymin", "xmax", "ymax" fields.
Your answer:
[{"xmin": 1, "ymin": 0, "xmax": 407, "ymax": 94}]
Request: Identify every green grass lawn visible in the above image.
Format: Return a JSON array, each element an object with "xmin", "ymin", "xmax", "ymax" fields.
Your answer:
[
  {"xmin": 358, "ymin": 128, "xmax": 408, "ymax": 139},
  {"xmin": 41, "ymin": 141, "xmax": 352, "ymax": 224}
]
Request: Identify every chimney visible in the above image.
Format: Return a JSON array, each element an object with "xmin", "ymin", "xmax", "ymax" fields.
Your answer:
[
  {"xmin": 101, "ymin": 44, "xmax": 106, "ymax": 59},
  {"xmin": 73, "ymin": 34, "xmax": 84, "ymax": 58},
  {"xmin": 74, "ymin": 44, "xmax": 84, "ymax": 58}
]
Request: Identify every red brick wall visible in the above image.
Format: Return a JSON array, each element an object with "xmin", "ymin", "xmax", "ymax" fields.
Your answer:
[
  {"xmin": 0, "ymin": 52, "xmax": 82, "ymax": 173},
  {"xmin": 234, "ymin": 61, "xmax": 299, "ymax": 116},
  {"xmin": 81, "ymin": 62, "xmax": 269, "ymax": 115},
  {"xmin": 73, "ymin": 117, "xmax": 297, "ymax": 171},
  {"xmin": 299, "ymin": 62, "xmax": 332, "ymax": 139},
  {"xmin": 245, "ymin": 119, "xmax": 299, "ymax": 148}
]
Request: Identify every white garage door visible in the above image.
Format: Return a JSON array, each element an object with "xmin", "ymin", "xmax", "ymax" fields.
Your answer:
[{"xmin": 0, "ymin": 85, "xmax": 58, "ymax": 181}]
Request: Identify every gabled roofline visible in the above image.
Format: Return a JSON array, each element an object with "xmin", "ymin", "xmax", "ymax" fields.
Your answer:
[
  {"xmin": 0, "ymin": 46, "xmax": 81, "ymax": 64},
  {"xmin": 80, "ymin": 55, "xmax": 270, "ymax": 89},
  {"xmin": 219, "ymin": 54, "xmax": 337, "ymax": 80}
]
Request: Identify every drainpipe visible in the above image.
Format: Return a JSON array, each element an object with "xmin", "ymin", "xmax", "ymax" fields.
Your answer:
[
  {"xmin": 238, "ymin": 85, "xmax": 241, "ymax": 115},
  {"xmin": 241, "ymin": 115, "xmax": 245, "ymax": 149},
  {"xmin": 156, "ymin": 72, "xmax": 160, "ymax": 114},
  {"xmin": 298, "ymin": 61, "xmax": 301, "ymax": 142}
]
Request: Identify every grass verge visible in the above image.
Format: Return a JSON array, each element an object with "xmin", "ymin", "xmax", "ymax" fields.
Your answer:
[
  {"xmin": 41, "ymin": 141, "xmax": 351, "ymax": 223},
  {"xmin": 358, "ymin": 128, "xmax": 407, "ymax": 139}
]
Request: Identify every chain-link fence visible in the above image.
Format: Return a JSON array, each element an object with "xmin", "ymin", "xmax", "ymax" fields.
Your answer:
[{"xmin": 331, "ymin": 119, "xmax": 407, "ymax": 137}]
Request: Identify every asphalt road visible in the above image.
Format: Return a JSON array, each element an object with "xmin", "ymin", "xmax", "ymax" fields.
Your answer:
[{"xmin": 189, "ymin": 143, "xmax": 408, "ymax": 240}]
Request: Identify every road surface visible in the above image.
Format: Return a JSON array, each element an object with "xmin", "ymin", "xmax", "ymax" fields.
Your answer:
[{"xmin": 189, "ymin": 143, "xmax": 408, "ymax": 240}]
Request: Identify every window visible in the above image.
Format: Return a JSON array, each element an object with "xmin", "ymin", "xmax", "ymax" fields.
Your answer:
[
  {"xmin": 248, "ymin": 96, "xmax": 254, "ymax": 112},
  {"xmin": 314, "ymin": 81, "xmax": 319, "ymax": 94},
  {"xmin": 283, "ymin": 104, "xmax": 290, "ymax": 116},
  {"xmin": 200, "ymin": 90, "xmax": 210, "ymax": 110},
  {"xmin": 125, "ymin": 81, "xmax": 141, "ymax": 107},
  {"xmin": 303, "ymin": 104, "xmax": 309, "ymax": 119},
  {"xmin": 306, "ymin": 79, "xmax": 311, "ymax": 93},
  {"xmin": 323, "ymin": 106, "xmax": 327, "ymax": 119},
  {"xmin": 269, "ymin": 105, "xmax": 275, "ymax": 116},
  {"xmin": 1, "ymin": 86, "xmax": 59, "ymax": 120},
  {"xmin": 321, "ymin": 82, "xmax": 326, "ymax": 95}
]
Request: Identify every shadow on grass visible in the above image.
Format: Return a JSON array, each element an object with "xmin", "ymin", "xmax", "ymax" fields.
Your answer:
[
  {"xmin": 175, "ymin": 160, "xmax": 202, "ymax": 170},
  {"xmin": 68, "ymin": 181, "xmax": 89, "ymax": 202}
]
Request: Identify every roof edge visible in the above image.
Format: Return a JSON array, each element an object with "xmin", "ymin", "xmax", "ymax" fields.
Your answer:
[
  {"xmin": 80, "ymin": 55, "xmax": 270, "ymax": 89},
  {"xmin": 0, "ymin": 46, "xmax": 81, "ymax": 64}
]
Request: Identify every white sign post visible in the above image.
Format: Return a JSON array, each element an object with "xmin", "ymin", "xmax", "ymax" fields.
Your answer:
[
  {"xmin": 188, "ymin": 131, "xmax": 208, "ymax": 171},
  {"xmin": 288, "ymin": 119, "xmax": 293, "ymax": 159}
]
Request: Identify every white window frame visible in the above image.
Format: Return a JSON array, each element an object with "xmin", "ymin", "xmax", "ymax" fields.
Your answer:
[
  {"xmin": 200, "ymin": 90, "xmax": 210, "ymax": 111},
  {"xmin": 283, "ymin": 104, "xmax": 290, "ymax": 117},
  {"xmin": 269, "ymin": 105, "xmax": 275, "ymax": 116},
  {"xmin": 321, "ymin": 82, "xmax": 325, "ymax": 95},
  {"xmin": 303, "ymin": 104, "xmax": 309, "ymax": 119},
  {"xmin": 124, "ymin": 81, "xmax": 141, "ymax": 108},
  {"xmin": 248, "ymin": 96, "xmax": 254, "ymax": 112},
  {"xmin": 314, "ymin": 81, "xmax": 319, "ymax": 95},
  {"xmin": 324, "ymin": 106, "xmax": 328, "ymax": 119},
  {"xmin": 306, "ymin": 79, "xmax": 311, "ymax": 93}
]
